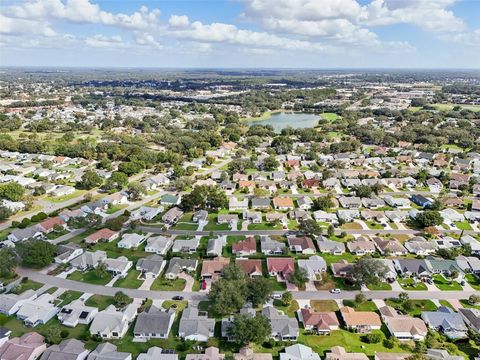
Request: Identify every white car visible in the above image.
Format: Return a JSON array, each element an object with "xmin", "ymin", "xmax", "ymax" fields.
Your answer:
[{"xmin": 330, "ymin": 288, "xmax": 341, "ymax": 294}]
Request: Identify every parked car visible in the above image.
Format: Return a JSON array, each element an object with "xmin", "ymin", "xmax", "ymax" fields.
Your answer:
[
  {"xmin": 330, "ymin": 288, "xmax": 341, "ymax": 294},
  {"xmin": 172, "ymin": 295, "xmax": 184, "ymax": 300}
]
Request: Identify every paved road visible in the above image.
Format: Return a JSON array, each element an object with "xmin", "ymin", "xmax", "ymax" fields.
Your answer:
[
  {"xmin": 50, "ymin": 228, "xmax": 86, "ymax": 245},
  {"xmin": 17, "ymin": 268, "xmax": 477, "ymax": 302},
  {"xmin": 137, "ymin": 226, "xmax": 477, "ymax": 237},
  {"xmin": 228, "ymin": 190, "xmax": 438, "ymax": 198}
]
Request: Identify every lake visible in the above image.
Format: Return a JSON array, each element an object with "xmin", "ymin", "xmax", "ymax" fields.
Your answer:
[{"xmin": 251, "ymin": 112, "xmax": 320, "ymax": 132}]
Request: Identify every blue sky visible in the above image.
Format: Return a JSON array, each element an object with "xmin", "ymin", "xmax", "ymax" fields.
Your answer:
[{"xmin": 1, "ymin": 0, "xmax": 479, "ymax": 68}]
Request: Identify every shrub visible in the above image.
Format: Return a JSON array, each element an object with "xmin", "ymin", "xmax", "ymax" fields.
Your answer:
[
  {"xmin": 383, "ymin": 338, "xmax": 395, "ymax": 349},
  {"xmin": 362, "ymin": 333, "xmax": 381, "ymax": 343}
]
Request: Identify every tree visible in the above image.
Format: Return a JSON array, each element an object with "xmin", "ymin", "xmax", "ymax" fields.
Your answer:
[
  {"xmin": 222, "ymin": 263, "xmax": 246, "ymax": 281},
  {"xmin": 354, "ymin": 185, "xmax": 373, "ymax": 198},
  {"xmin": 327, "ymin": 224, "xmax": 335, "ymax": 237},
  {"xmin": 105, "ymin": 215, "xmax": 128, "ymax": 231},
  {"xmin": 104, "ymin": 171, "xmax": 128, "ymax": 191},
  {"xmin": 288, "ymin": 267, "xmax": 309, "ymax": 288},
  {"xmin": 227, "ymin": 314, "xmax": 271, "ymax": 345},
  {"xmin": 16, "ymin": 240, "xmax": 57, "ymax": 268},
  {"xmin": 180, "ymin": 185, "xmax": 228, "ymax": 211},
  {"xmin": 0, "ymin": 206, "xmax": 12, "ymax": 220},
  {"xmin": 399, "ymin": 292, "xmax": 409, "ymax": 302},
  {"xmin": 77, "ymin": 170, "xmax": 103, "ymax": 190},
  {"xmin": 263, "ymin": 155, "xmax": 279, "ymax": 171},
  {"xmin": 95, "ymin": 262, "xmax": 109, "ymax": 279},
  {"xmin": 247, "ymin": 277, "xmax": 273, "ymax": 307},
  {"xmin": 0, "ymin": 182, "xmax": 25, "ymax": 201},
  {"xmin": 415, "ymin": 210, "xmax": 443, "ymax": 228},
  {"xmin": 45, "ymin": 325, "xmax": 62, "ymax": 344},
  {"xmin": 355, "ymin": 292, "xmax": 367, "ymax": 305},
  {"xmin": 0, "ymin": 247, "xmax": 18, "ymax": 278},
  {"xmin": 253, "ymin": 188, "xmax": 270, "ymax": 198},
  {"xmin": 351, "ymin": 258, "xmax": 389, "ymax": 286},
  {"xmin": 208, "ymin": 279, "xmax": 247, "ymax": 315},
  {"xmin": 313, "ymin": 195, "xmax": 334, "ymax": 211},
  {"xmin": 127, "ymin": 182, "xmax": 147, "ymax": 201},
  {"xmin": 298, "ymin": 219, "xmax": 322, "ymax": 238},
  {"xmin": 362, "ymin": 333, "xmax": 381, "ymax": 344},
  {"xmin": 281, "ymin": 291, "xmax": 293, "ymax": 306},
  {"xmin": 113, "ymin": 291, "xmax": 131, "ymax": 308},
  {"xmin": 468, "ymin": 294, "xmax": 480, "ymax": 305}
]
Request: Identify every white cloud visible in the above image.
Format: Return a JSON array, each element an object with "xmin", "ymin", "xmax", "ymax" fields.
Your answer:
[
  {"xmin": 0, "ymin": 14, "xmax": 56, "ymax": 37},
  {"xmin": 84, "ymin": 34, "xmax": 125, "ymax": 48},
  {"xmin": 169, "ymin": 15, "xmax": 190, "ymax": 28}
]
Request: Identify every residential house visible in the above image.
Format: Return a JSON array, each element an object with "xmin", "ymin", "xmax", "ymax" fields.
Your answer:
[
  {"xmin": 85, "ymin": 229, "xmax": 119, "ymax": 245},
  {"xmin": 89, "ymin": 304, "xmax": 137, "ymax": 339},
  {"xmin": 178, "ymin": 307, "xmax": 215, "ymax": 342},
  {"xmin": 385, "ymin": 210, "xmax": 409, "ymax": 223},
  {"xmin": 383, "ymin": 196, "xmax": 411, "ymax": 208},
  {"xmin": 339, "ymin": 307, "xmax": 381, "ymax": 333},
  {"xmin": 298, "ymin": 308, "xmax": 339, "ymax": 334},
  {"xmin": 40, "ymin": 339, "xmax": 89, "ymax": 360},
  {"xmin": 206, "ymin": 237, "xmax": 227, "ymax": 257},
  {"xmin": 362, "ymin": 197, "xmax": 385, "ymax": 209},
  {"xmin": 288, "ymin": 210, "xmax": 310, "ymax": 223},
  {"xmin": 267, "ymin": 258, "xmax": 295, "ymax": 280},
  {"xmin": 411, "ymin": 195, "xmax": 433, "ymax": 208},
  {"xmin": 375, "ymin": 354, "xmax": 410, "ymax": 360},
  {"xmin": 87, "ymin": 343, "xmax": 131, "ymax": 360},
  {"xmin": 421, "ymin": 307, "xmax": 468, "ymax": 339},
  {"xmin": 404, "ymin": 236, "xmax": 437, "ymax": 256},
  {"xmin": 0, "ymin": 332, "xmax": 46, "ymax": 360},
  {"xmin": 136, "ymin": 255, "xmax": 166, "ymax": 279},
  {"xmin": 0, "ymin": 290, "xmax": 37, "ymax": 316},
  {"xmin": 236, "ymin": 259, "xmax": 263, "ymax": 278},
  {"xmin": 297, "ymin": 196, "xmax": 313, "ymax": 210},
  {"xmin": 104, "ymin": 256, "xmax": 133, "ymax": 277},
  {"xmin": 260, "ymin": 236, "xmax": 286, "ymax": 255},
  {"xmin": 279, "ymin": 344, "xmax": 320, "ymax": 360},
  {"xmin": 172, "ymin": 238, "xmax": 200, "ymax": 254},
  {"xmin": 165, "ymin": 258, "xmax": 198, "ymax": 280},
  {"xmin": 427, "ymin": 258, "xmax": 463, "ymax": 277},
  {"xmin": 185, "ymin": 347, "xmax": 224, "ymax": 360},
  {"xmin": 316, "ymin": 238, "xmax": 345, "ymax": 255},
  {"xmin": 130, "ymin": 206, "xmax": 163, "ymax": 221},
  {"xmin": 234, "ymin": 346, "xmax": 272, "ymax": 360},
  {"xmin": 325, "ymin": 346, "xmax": 368, "ymax": 360},
  {"xmin": 162, "ymin": 207, "xmax": 184, "ymax": 225},
  {"xmin": 145, "ymin": 236, "xmax": 173, "ymax": 255},
  {"xmin": 193, "ymin": 210, "xmax": 208, "ymax": 223},
  {"xmin": 262, "ymin": 306, "xmax": 299, "ymax": 341},
  {"xmin": 379, "ymin": 306, "xmax": 427, "ymax": 341},
  {"xmin": 36, "ymin": 216, "xmax": 66, "ymax": 234},
  {"xmin": 297, "ymin": 256, "xmax": 327, "ymax": 280},
  {"xmin": 232, "ymin": 237, "xmax": 257, "ymax": 257},
  {"xmin": 58, "ymin": 300, "xmax": 98, "ymax": 327},
  {"xmin": 313, "ymin": 210, "xmax": 339, "ymax": 225},
  {"xmin": 229, "ymin": 197, "xmax": 249, "ymax": 211},
  {"xmin": 288, "ymin": 236, "xmax": 316, "ymax": 254},
  {"xmin": 201, "ymin": 257, "xmax": 230, "ymax": 281},
  {"xmin": 346, "ymin": 237, "xmax": 376, "ymax": 256},
  {"xmin": 133, "ymin": 306, "xmax": 176, "ymax": 340},
  {"xmin": 273, "ymin": 197, "xmax": 294, "ymax": 210},
  {"xmin": 251, "ymin": 198, "xmax": 271, "ymax": 210},
  {"xmin": 71, "ymin": 250, "xmax": 107, "ymax": 271},
  {"xmin": 336, "ymin": 210, "xmax": 360, "ymax": 223},
  {"xmin": 459, "ymin": 235, "xmax": 480, "ymax": 255},
  {"xmin": 338, "ymin": 196, "xmax": 362, "ymax": 209},
  {"xmin": 160, "ymin": 194, "xmax": 181, "ymax": 206},
  {"xmin": 373, "ymin": 237, "xmax": 407, "ymax": 256},
  {"xmin": 458, "ymin": 307, "xmax": 480, "ymax": 334},
  {"xmin": 16, "ymin": 294, "xmax": 59, "ymax": 327},
  {"xmin": 137, "ymin": 347, "xmax": 178, "ymax": 360},
  {"xmin": 426, "ymin": 349, "xmax": 463, "ymax": 360},
  {"xmin": 217, "ymin": 214, "xmax": 239, "ymax": 227},
  {"xmin": 331, "ymin": 260, "xmax": 353, "ymax": 278},
  {"xmin": 7, "ymin": 226, "xmax": 43, "ymax": 243},
  {"xmin": 54, "ymin": 243, "xmax": 84, "ymax": 264},
  {"xmin": 439, "ymin": 208, "xmax": 464, "ymax": 224},
  {"xmin": 434, "ymin": 236, "xmax": 462, "ymax": 250},
  {"xmin": 393, "ymin": 259, "xmax": 433, "ymax": 278},
  {"xmin": 243, "ymin": 211, "xmax": 262, "ymax": 224}
]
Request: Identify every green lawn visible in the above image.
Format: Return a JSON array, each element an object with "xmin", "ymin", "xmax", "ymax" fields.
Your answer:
[
  {"xmin": 366, "ymin": 282, "xmax": 392, "ymax": 290},
  {"xmin": 298, "ymin": 329, "xmax": 407, "ymax": 357},
  {"xmin": 398, "ymin": 278, "xmax": 427, "ymax": 291},
  {"xmin": 310, "ymin": 300, "xmax": 339, "ymax": 312},
  {"xmin": 106, "ymin": 204, "xmax": 128, "ymax": 214},
  {"xmin": 10, "ymin": 279, "xmax": 43, "ymax": 294},
  {"xmin": 366, "ymin": 221, "xmax": 384, "ymax": 230},
  {"xmin": 150, "ymin": 277, "xmax": 186, "ymax": 291},
  {"xmin": 432, "ymin": 274, "xmax": 462, "ymax": 291},
  {"xmin": 85, "ymin": 294, "xmax": 116, "ymax": 310},
  {"xmin": 454, "ymin": 221, "xmax": 472, "ymax": 230},
  {"xmin": 67, "ymin": 270, "xmax": 113, "ymax": 286},
  {"xmin": 90, "ymin": 239, "xmax": 150, "ymax": 262},
  {"xmin": 439, "ymin": 300, "xmax": 454, "ymax": 309},
  {"xmin": 459, "ymin": 299, "xmax": 480, "ymax": 310},
  {"xmin": 343, "ymin": 299, "xmax": 377, "ymax": 312},
  {"xmin": 465, "ymin": 273, "xmax": 480, "ymax": 290},
  {"xmin": 162, "ymin": 300, "xmax": 188, "ymax": 311},
  {"xmin": 273, "ymin": 299, "xmax": 299, "ymax": 317},
  {"xmin": 45, "ymin": 190, "xmax": 86, "ymax": 203},
  {"xmin": 320, "ymin": 253, "xmax": 358, "ymax": 266},
  {"xmin": 204, "ymin": 217, "xmax": 231, "ymax": 231},
  {"xmin": 266, "ymin": 277, "xmax": 287, "ymax": 291},
  {"xmin": 58, "ymin": 290, "xmax": 83, "ymax": 306},
  {"xmin": 385, "ymin": 298, "xmax": 437, "ymax": 317},
  {"xmin": 114, "ymin": 270, "xmax": 143, "ymax": 289},
  {"xmin": 321, "ymin": 113, "xmax": 341, "ymax": 122},
  {"xmin": 172, "ymin": 222, "xmax": 198, "ymax": 231},
  {"xmin": 248, "ymin": 222, "xmax": 282, "ymax": 230}
]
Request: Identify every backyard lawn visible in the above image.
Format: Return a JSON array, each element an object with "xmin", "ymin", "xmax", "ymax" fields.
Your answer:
[
  {"xmin": 432, "ymin": 274, "xmax": 462, "ymax": 291},
  {"xmin": 67, "ymin": 270, "xmax": 113, "ymax": 286},
  {"xmin": 114, "ymin": 270, "xmax": 143, "ymax": 289},
  {"xmin": 150, "ymin": 277, "xmax": 186, "ymax": 291}
]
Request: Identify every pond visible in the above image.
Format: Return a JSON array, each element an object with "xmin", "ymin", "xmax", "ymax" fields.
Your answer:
[{"xmin": 250, "ymin": 111, "xmax": 320, "ymax": 132}]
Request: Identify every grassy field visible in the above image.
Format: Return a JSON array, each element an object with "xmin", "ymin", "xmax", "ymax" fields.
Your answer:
[
  {"xmin": 343, "ymin": 299, "xmax": 377, "ymax": 312},
  {"xmin": 67, "ymin": 270, "xmax": 113, "ymax": 286},
  {"xmin": 366, "ymin": 282, "xmax": 392, "ymax": 290},
  {"xmin": 10, "ymin": 279, "xmax": 43, "ymax": 294},
  {"xmin": 45, "ymin": 190, "xmax": 86, "ymax": 203},
  {"xmin": 465, "ymin": 274, "xmax": 480, "ymax": 290},
  {"xmin": 398, "ymin": 278, "xmax": 427, "ymax": 291},
  {"xmin": 85, "ymin": 294, "xmax": 116, "ymax": 310},
  {"xmin": 273, "ymin": 299, "xmax": 299, "ymax": 317},
  {"xmin": 58, "ymin": 290, "xmax": 83, "ymax": 306},
  {"xmin": 321, "ymin": 113, "xmax": 341, "ymax": 122},
  {"xmin": 453, "ymin": 221, "xmax": 472, "ymax": 230},
  {"xmin": 385, "ymin": 298, "xmax": 437, "ymax": 317},
  {"xmin": 150, "ymin": 277, "xmax": 186, "ymax": 291},
  {"xmin": 432, "ymin": 274, "xmax": 462, "ymax": 291},
  {"xmin": 106, "ymin": 204, "xmax": 128, "ymax": 214},
  {"xmin": 310, "ymin": 300, "xmax": 339, "ymax": 312},
  {"xmin": 114, "ymin": 270, "xmax": 143, "ymax": 289}
]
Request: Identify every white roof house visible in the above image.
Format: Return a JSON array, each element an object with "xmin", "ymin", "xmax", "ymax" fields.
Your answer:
[
  {"xmin": 58, "ymin": 299, "xmax": 99, "ymax": 328},
  {"xmin": 16, "ymin": 294, "xmax": 59, "ymax": 327},
  {"xmin": 0, "ymin": 290, "xmax": 37, "ymax": 316},
  {"xmin": 280, "ymin": 344, "xmax": 321, "ymax": 360},
  {"xmin": 117, "ymin": 233, "xmax": 146, "ymax": 249},
  {"xmin": 145, "ymin": 236, "xmax": 173, "ymax": 255},
  {"xmin": 89, "ymin": 304, "xmax": 137, "ymax": 339}
]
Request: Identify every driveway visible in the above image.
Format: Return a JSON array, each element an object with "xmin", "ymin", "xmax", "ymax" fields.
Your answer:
[
  {"xmin": 139, "ymin": 277, "xmax": 155, "ymax": 290},
  {"xmin": 178, "ymin": 272, "xmax": 194, "ymax": 292}
]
